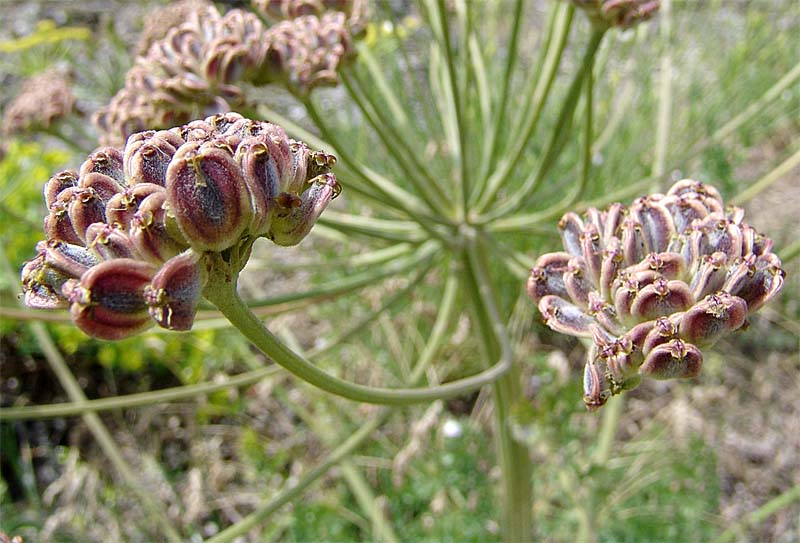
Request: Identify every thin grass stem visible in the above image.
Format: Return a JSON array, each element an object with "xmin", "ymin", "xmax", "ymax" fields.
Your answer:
[
  {"xmin": 342, "ymin": 68, "xmax": 453, "ymax": 212},
  {"xmin": 711, "ymin": 485, "xmax": 800, "ymax": 543},
  {"xmin": 652, "ymin": 0, "xmax": 673, "ymax": 180},
  {"xmin": 433, "ymin": 0, "xmax": 471, "ymax": 218},
  {"xmin": 478, "ymin": 27, "xmax": 606, "ymax": 224},
  {"xmin": 474, "ymin": 3, "xmax": 574, "ymax": 213},
  {"xmin": 480, "ymin": 0, "xmax": 525, "ymax": 181},
  {"xmin": 730, "ymin": 146, "xmax": 800, "ymax": 206}
]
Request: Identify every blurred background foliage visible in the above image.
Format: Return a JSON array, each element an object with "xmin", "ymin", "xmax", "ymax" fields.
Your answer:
[{"xmin": 0, "ymin": 1, "xmax": 798, "ymax": 542}]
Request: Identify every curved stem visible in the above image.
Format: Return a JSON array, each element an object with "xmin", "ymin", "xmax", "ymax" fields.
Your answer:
[
  {"xmin": 204, "ymin": 265, "xmax": 461, "ymax": 543},
  {"xmin": 205, "ymin": 272, "xmax": 510, "ymax": 406}
]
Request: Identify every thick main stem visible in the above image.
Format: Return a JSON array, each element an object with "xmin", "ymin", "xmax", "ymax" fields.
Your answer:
[{"xmin": 463, "ymin": 235, "xmax": 533, "ymax": 542}]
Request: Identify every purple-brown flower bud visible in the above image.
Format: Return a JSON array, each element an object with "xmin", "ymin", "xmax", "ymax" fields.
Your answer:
[
  {"xmin": 20, "ymin": 252, "xmax": 72, "ymax": 309},
  {"xmin": 165, "ymin": 141, "xmax": 252, "ymax": 251},
  {"xmin": 630, "ymin": 198, "xmax": 675, "ymax": 254},
  {"xmin": 41, "ymin": 239, "xmax": 100, "ymax": 278},
  {"xmin": 79, "ymin": 148, "xmax": 126, "ymax": 185},
  {"xmin": 123, "ymin": 130, "xmax": 183, "ymax": 187},
  {"xmin": 268, "ymin": 172, "xmax": 340, "ymax": 246},
  {"xmin": 144, "ymin": 250, "xmax": 208, "ymax": 330},
  {"xmin": 85, "ymin": 223, "xmax": 140, "ymax": 260},
  {"xmin": 44, "ymin": 171, "xmax": 78, "ymax": 209},
  {"xmin": 130, "ymin": 191, "xmax": 186, "ymax": 263},
  {"xmin": 67, "ymin": 188, "xmax": 107, "ymax": 242},
  {"xmin": 106, "ymin": 183, "xmax": 165, "ymax": 231},
  {"xmin": 527, "ymin": 252, "xmax": 572, "ymax": 302},
  {"xmin": 583, "ymin": 357, "xmax": 611, "ymax": 411},
  {"xmin": 678, "ymin": 292, "xmax": 747, "ymax": 348},
  {"xmin": 79, "ymin": 172, "xmax": 125, "ymax": 205},
  {"xmin": 65, "ymin": 259, "xmax": 157, "ymax": 340},
  {"xmin": 558, "ymin": 212, "xmax": 584, "ymax": 257},
  {"xmin": 629, "ymin": 278, "xmax": 693, "ymax": 321},
  {"xmin": 639, "ymin": 339, "xmax": 703, "ymax": 380},
  {"xmin": 539, "ymin": 295, "xmax": 596, "ymax": 337}
]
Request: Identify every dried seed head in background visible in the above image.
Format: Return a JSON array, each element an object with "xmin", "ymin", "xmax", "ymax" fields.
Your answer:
[
  {"xmin": 22, "ymin": 113, "xmax": 340, "ymax": 340},
  {"xmin": 95, "ymin": 3, "xmax": 363, "ymax": 146},
  {"xmin": 526, "ymin": 180, "xmax": 785, "ymax": 410},
  {"xmin": 2, "ymin": 68, "xmax": 77, "ymax": 136}
]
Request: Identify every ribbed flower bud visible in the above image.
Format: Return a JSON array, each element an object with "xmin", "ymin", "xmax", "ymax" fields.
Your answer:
[
  {"xmin": 165, "ymin": 141, "xmax": 252, "ymax": 252},
  {"xmin": 64, "ymin": 259, "xmax": 157, "ymax": 340},
  {"xmin": 269, "ymin": 172, "xmax": 341, "ymax": 246},
  {"xmin": 527, "ymin": 179, "xmax": 785, "ymax": 410},
  {"xmin": 144, "ymin": 250, "xmax": 208, "ymax": 331}
]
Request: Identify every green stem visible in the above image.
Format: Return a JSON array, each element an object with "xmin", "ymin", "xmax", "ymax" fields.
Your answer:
[
  {"xmin": 652, "ymin": 0, "xmax": 673, "ymax": 179},
  {"xmin": 340, "ymin": 70, "xmax": 453, "ymax": 215},
  {"xmin": 245, "ymin": 242, "xmax": 437, "ymax": 309},
  {"xmin": 593, "ymin": 394, "xmax": 624, "ymax": 466},
  {"xmin": 477, "ymin": 27, "xmax": 605, "ymax": 224},
  {"xmin": 781, "ymin": 238, "xmax": 800, "ymax": 263},
  {"xmin": 205, "ymin": 265, "xmax": 460, "ymax": 543},
  {"xmin": 298, "ymin": 100, "xmax": 446, "ymax": 235},
  {"xmin": 691, "ymin": 61, "xmax": 800, "ymax": 157},
  {"xmin": 319, "ymin": 211, "xmax": 426, "ymax": 243},
  {"xmin": 580, "ymin": 58, "xmax": 595, "ymax": 200},
  {"xmin": 463, "ymin": 234, "xmax": 532, "ymax": 543},
  {"xmin": 204, "ymin": 413, "xmax": 387, "ymax": 543},
  {"xmin": 488, "ymin": 174, "xmax": 655, "ymax": 234},
  {"xmin": 712, "ymin": 485, "xmax": 800, "ymax": 543},
  {"xmin": 0, "ymin": 366, "xmax": 281, "ymax": 420},
  {"xmin": 480, "ymin": 0, "xmax": 525, "ymax": 183},
  {"xmin": 435, "ymin": 0, "xmax": 471, "ymax": 217},
  {"xmin": 204, "ymin": 271, "xmax": 509, "ymax": 406},
  {"xmin": 474, "ymin": 3, "xmax": 574, "ymax": 214},
  {"xmin": 357, "ymin": 43, "xmax": 409, "ymax": 128},
  {"xmin": 730, "ymin": 146, "xmax": 800, "ymax": 206}
]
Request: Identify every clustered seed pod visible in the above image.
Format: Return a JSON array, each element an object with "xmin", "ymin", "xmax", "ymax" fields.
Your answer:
[
  {"xmin": 526, "ymin": 179, "xmax": 785, "ymax": 411},
  {"xmin": 567, "ymin": 0, "xmax": 660, "ymax": 29},
  {"xmin": 21, "ymin": 113, "xmax": 340, "ymax": 340},
  {"xmin": 2, "ymin": 68, "xmax": 77, "ymax": 136},
  {"xmin": 94, "ymin": 3, "xmax": 361, "ymax": 146}
]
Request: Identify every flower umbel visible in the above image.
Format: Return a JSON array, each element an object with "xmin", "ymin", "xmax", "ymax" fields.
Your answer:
[
  {"xmin": 21, "ymin": 113, "xmax": 340, "ymax": 340},
  {"xmin": 526, "ymin": 180, "xmax": 785, "ymax": 410}
]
